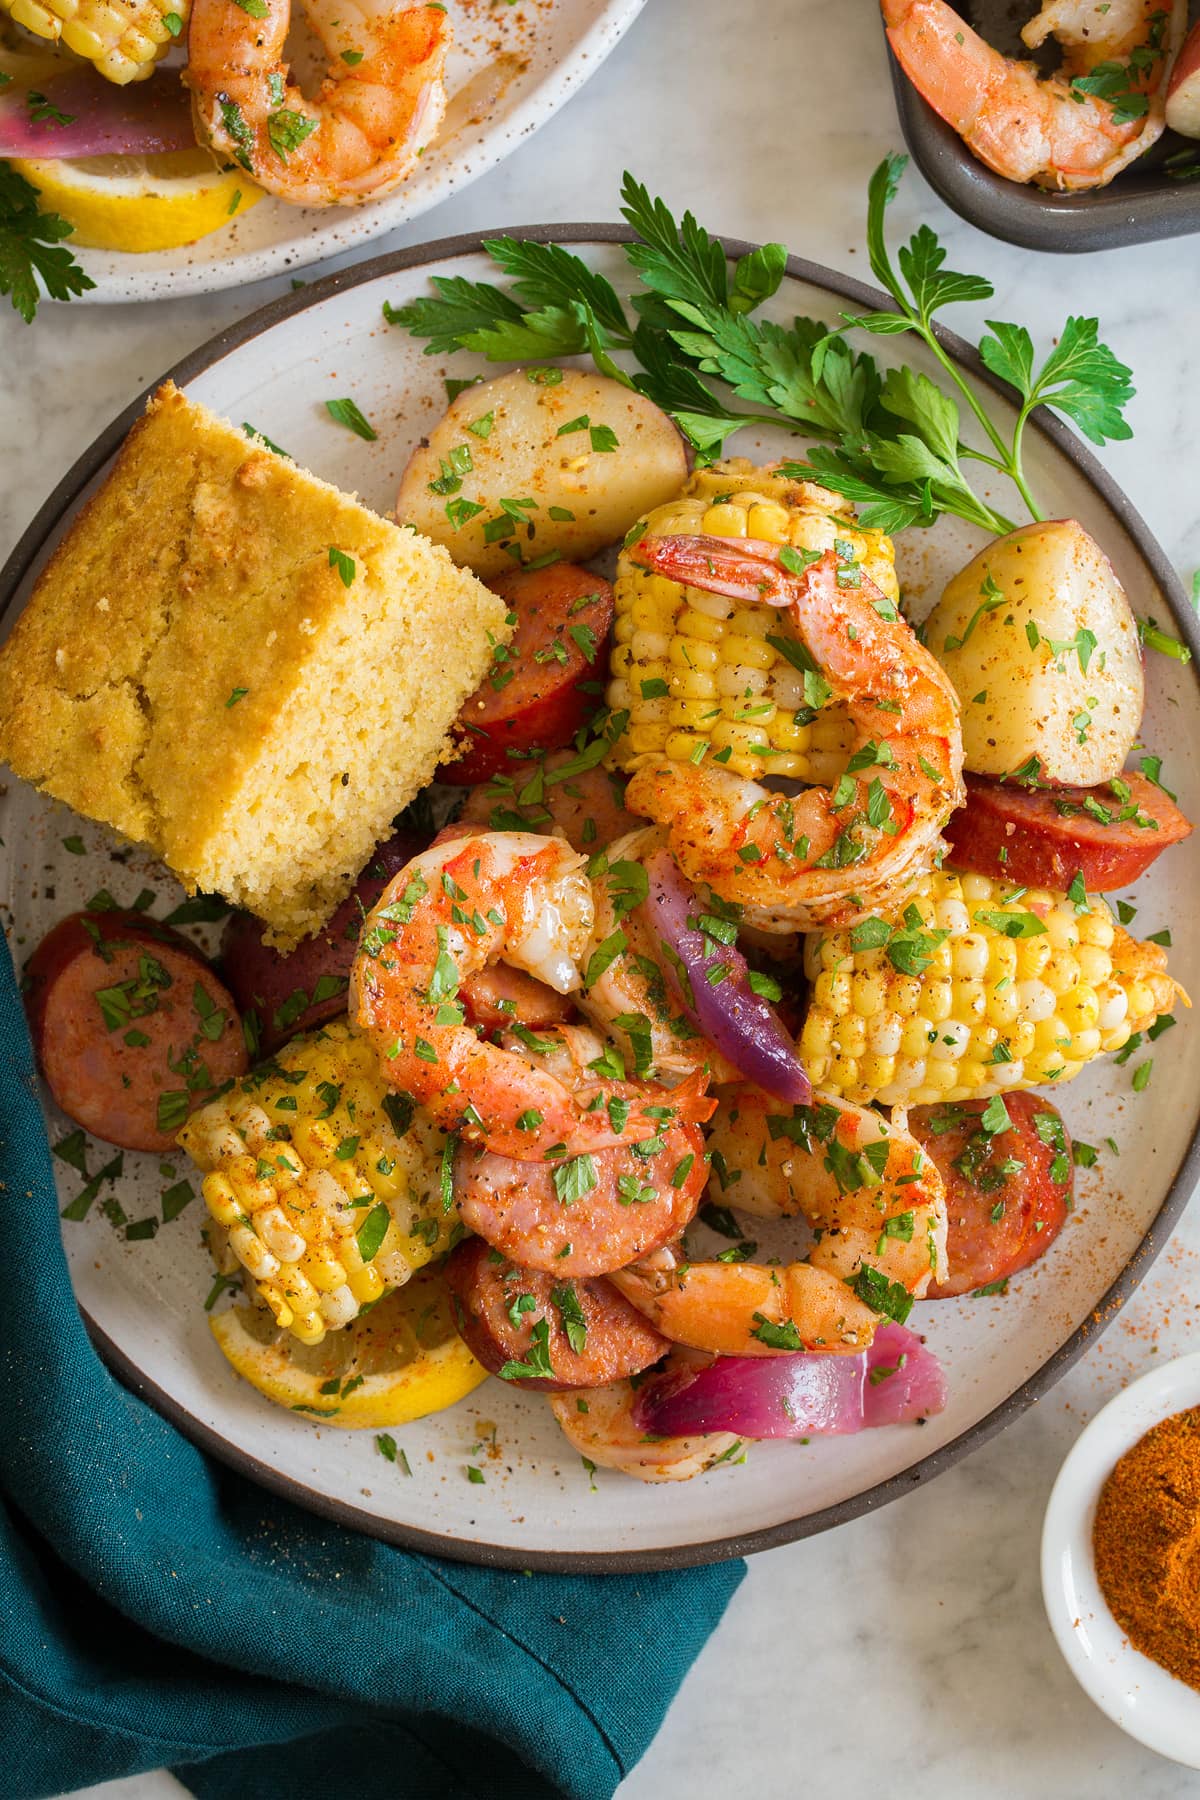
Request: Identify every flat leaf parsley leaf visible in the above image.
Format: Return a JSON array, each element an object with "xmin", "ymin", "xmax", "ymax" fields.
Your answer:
[{"xmin": 0, "ymin": 161, "xmax": 94, "ymax": 323}]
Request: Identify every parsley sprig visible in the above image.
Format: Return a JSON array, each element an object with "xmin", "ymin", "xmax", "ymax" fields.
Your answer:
[
  {"xmin": 0, "ymin": 160, "xmax": 94, "ymax": 322},
  {"xmin": 386, "ymin": 156, "xmax": 1134, "ymax": 536}
]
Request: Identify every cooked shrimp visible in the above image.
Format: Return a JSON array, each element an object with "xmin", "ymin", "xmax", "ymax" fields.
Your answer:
[
  {"xmin": 453, "ymin": 1022, "xmax": 710, "ymax": 1275},
  {"xmin": 548, "ymin": 1361, "xmax": 741, "ymax": 1482},
  {"xmin": 186, "ymin": 0, "xmax": 448, "ymax": 207},
  {"xmin": 707, "ymin": 1085, "xmax": 948, "ymax": 1293},
  {"xmin": 609, "ymin": 1088, "xmax": 947, "ymax": 1357},
  {"xmin": 351, "ymin": 831, "xmax": 714, "ymax": 1160},
  {"xmin": 574, "ymin": 825, "xmax": 743, "ymax": 1086},
  {"xmin": 882, "ymin": 0, "xmax": 1183, "ymax": 192},
  {"xmin": 623, "ymin": 540, "xmax": 963, "ymax": 934}
]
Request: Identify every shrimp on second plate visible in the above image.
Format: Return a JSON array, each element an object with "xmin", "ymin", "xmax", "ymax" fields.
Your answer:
[
  {"xmin": 622, "ymin": 539, "xmax": 964, "ymax": 935},
  {"xmin": 608, "ymin": 1087, "xmax": 947, "ymax": 1357},
  {"xmin": 351, "ymin": 830, "xmax": 714, "ymax": 1161},
  {"xmin": 881, "ymin": 0, "xmax": 1184, "ymax": 192},
  {"xmin": 186, "ymin": 0, "xmax": 449, "ymax": 206}
]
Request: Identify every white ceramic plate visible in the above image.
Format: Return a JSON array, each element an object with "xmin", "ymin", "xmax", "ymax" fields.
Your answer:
[
  {"xmin": 1042, "ymin": 1353, "xmax": 1200, "ymax": 1767},
  {"xmin": 3, "ymin": 234, "xmax": 1199, "ymax": 1569},
  {"xmin": 71, "ymin": 0, "xmax": 646, "ymax": 301}
]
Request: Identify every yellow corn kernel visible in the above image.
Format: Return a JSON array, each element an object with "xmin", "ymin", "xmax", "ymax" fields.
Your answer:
[
  {"xmin": 798, "ymin": 869, "xmax": 1179, "ymax": 1105},
  {"xmin": 180, "ymin": 1022, "xmax": 455, "ymax": 1347}
]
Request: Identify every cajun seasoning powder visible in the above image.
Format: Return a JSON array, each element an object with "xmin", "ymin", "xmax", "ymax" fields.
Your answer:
[{"xmin": 1093, "ymin": 1405, "xmax": 1200, "ymax": 1689}]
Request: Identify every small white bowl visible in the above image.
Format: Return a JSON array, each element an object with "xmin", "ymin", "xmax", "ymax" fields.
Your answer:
[{"xmin": 1042, "ymin": 1351, "xmax": 1200, "ymax": 1767}]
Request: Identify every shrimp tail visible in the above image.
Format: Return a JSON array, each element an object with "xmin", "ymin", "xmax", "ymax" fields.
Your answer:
[{"xmin": 630, "ymin": 534, "xmax": 802, "ymax": 606}]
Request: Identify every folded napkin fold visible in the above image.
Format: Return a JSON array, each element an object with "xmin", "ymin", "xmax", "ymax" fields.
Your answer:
[{"xmin": 0, "ymin": 934, "xmax": 744, "ymax": 1800}]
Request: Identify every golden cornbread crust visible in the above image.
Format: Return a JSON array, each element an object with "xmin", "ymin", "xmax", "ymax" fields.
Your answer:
[{"xmin": 0, "ymin": 382, "xmax": 509, "ymax": 948}]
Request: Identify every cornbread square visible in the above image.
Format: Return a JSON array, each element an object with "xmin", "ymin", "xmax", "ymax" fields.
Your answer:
[{"xmin": 0, "ymin": 382, "xmax": 508, "ymax": 948}]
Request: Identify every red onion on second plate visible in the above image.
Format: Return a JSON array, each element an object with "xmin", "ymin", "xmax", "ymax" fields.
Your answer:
[
  {"xmin": 641, "ymin": 845, "xmax": 810, "ymax": 1103},
  {"xmin": 631, "ymin": 1323, "xmax": 946, "ymax": 1439},
  {"xmin": 0, "ymin": 71, "xmax": 195, "ymax": 159}
]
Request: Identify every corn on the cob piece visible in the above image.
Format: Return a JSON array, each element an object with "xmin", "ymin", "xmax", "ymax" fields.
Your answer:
[
  {"xmin": 1, "ymin": 0, "xmax": 184, "ymax": 83},
  {"xmin": 607, "ymin": 460, "xmax": 899, "ymax": 782},
  {"xmin": 179, "ymin": 1021, "xmax": 456, "ymax": 1347},
  {"xmin": 799, "ymin": 868, "xmax": 1181, "ymax": 1108}
]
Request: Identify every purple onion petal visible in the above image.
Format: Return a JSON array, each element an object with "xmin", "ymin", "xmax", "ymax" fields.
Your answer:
[
  {"xmin": 0, "ymin": 71, "xmax": 195, "ymax": 159},
  {"xmin": 642, "ymin": 847, "xmax": 810, "ymax": 1103},
  {"xmin": 632, "ymin": 1324, "xmax": 946, "ymax": 1439}
]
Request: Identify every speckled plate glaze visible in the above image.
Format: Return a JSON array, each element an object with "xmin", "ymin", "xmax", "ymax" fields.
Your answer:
[
  {"xmin": 72, "ymin": 0, "xmax": 646, "ymax": 301},
  {"xmin": 3, "ymin": 234, "xmax": 1199, "ymax": 1570}
]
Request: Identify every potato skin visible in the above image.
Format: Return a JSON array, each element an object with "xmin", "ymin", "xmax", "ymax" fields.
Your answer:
[
  {"xmin": 1166, "ymin": 19, "xmax": 1200, "ymax": 136},
  {"xmin": 924, "ymin": 519, "xmax": 1143, "ymax": 786},
  {"xmin": 396, "ymin": 368, "xmax": 688, "ymax": 579}
]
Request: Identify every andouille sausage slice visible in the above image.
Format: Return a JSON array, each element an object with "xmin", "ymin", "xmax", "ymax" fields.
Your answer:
[
  {"xmin": 453, "ymin": 1113, "xmax": 707, "ymax": 1276},
  {"xmin": 219, "ymin": 827, "xmax": 429, "ymax": 1054},
  {"xmin": 909, "ymin": 1092, "xmax": 1072, "ymax": 1298},
  {"xmin": 945, "ymin": 770, "xmax": 1192, "ymax": 893},
  {"xmin": 459, "ymin": 749, "xmax": 641, "ymax": 855},
  {"xmin": 445, "ymin": 1237, "xmax": 669, "ymax": 1390},
  {"xmin": 24, "ymin": 910, "xmax": 247, "ymax": 1152},
  {"xmin": 441, "ymin": 564, "xmax": 615, "ymax": 786},
  {"xmin": 457, "ymin": 964, "xmax": 577, "ymax": 1035}
]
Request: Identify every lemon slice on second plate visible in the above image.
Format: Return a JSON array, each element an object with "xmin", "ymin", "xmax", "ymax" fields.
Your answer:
[
  {"xmin": 211, "ymin": 1263, "xmax": 489, "ymax": 1429},
  {"xmin": 9, "ymin": 148, "xmax": 262, "ymax": 253}
]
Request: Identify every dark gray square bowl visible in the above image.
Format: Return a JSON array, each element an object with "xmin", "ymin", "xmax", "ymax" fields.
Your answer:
[{"xmin": 886, "ymin": 0, "xmax": 1200, "ymax": 251}]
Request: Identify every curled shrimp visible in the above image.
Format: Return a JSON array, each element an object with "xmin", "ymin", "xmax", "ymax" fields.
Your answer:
[
  {"xmin": 574, "ymin": 825, "xmax": 744, "ymax": 1087},
  {"xmin": 882, "ymin": 0, "xmax": 1183, "ymax": 192},
  {"xmin": 351, "ymin": 831, "xmax": 714, "ymax": 1160},
  {"xmin": 186, "ymin": 0, "xmax": 448, "ymax": 206},
  {"xmin": 623, "ymin": 540, "xmax": 964, "ymax": 934},
  {"xmin": 548, "ymin": 1359, "xmax": 741, "ymax": 1482},
  {"xmin": 453, "ymin": 1023, "xmax": 710, "ymax": 1275},
  {"xmin": 609, "ymin": 1088, "xmax": 947, "ymax": 1357}
]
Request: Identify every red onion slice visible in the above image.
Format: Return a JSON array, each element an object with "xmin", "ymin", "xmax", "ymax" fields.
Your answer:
[
  {"xmin": 632, "ymin": 1323, "xmax": 946, "ymax": 1439},
  {"xmin": 0, "ymin": 71, "xmax": 195, "ymax": 158},
  {"xmin": 642, "ymin": 846, "xmax": 810, "ymax": 1103}
]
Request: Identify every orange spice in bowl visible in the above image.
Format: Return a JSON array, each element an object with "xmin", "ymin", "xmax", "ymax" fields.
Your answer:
[{"xmin": 1093, "ymin": 1406, "xmax": 1200, "ymax": 1690}]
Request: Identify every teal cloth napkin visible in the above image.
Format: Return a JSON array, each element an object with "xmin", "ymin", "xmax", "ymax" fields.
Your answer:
[{"xmin": 0, "ymin": 932, "xmax": 744, "ymax": 1800}]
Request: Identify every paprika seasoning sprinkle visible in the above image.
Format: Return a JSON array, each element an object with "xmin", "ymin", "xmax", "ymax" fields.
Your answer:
[{"xmin": 1093, "ymin": 1405, "xmax": 1200, "ymax": 1690}]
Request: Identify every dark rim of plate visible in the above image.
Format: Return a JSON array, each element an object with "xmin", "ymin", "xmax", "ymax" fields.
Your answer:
[{"xmin": 3, "ymin": 227, "xmax": 1199, "ymax": 1573}]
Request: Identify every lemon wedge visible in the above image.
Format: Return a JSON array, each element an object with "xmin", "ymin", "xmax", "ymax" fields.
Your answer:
[
  {"xmin": 211, "ymin": 1263, "xmax": 489, "ymax": 1429},
  {"xmin": 9, "ymin": 148, "xmax": 262, "ymax": 253}
]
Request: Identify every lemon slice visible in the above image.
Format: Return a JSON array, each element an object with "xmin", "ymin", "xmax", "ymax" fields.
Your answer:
[
  {"xmin": 9, "ymin": 148, "xmax": 263, "ymax": 253},
  {"xmin": 211, "ymin": 1263, "xmax": 489, "ymax": 1429}
]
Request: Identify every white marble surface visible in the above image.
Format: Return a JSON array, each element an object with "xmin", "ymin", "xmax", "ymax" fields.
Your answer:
[{"xmin": 5, "ymin": 0, "xmax": 1200, "ymax": 1794}]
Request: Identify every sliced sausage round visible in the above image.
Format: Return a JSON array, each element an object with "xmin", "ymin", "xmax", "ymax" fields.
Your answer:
[
  {"xmin": 459, "ymin": 751, "xmax": 642, "ymax": 856},
  {"xmin": 441, "ymin": 564, "xmax": 615, "ymax": 786},
  {"xmin": 219, "ymin": 827, "xmax": 429, "ymax": 1054},
  {"xmin": 457, "ymin": 963, "xmax": 578, "ymax": 1035},
  {"xmin": 445, "ymin": 1237, "xmax": 669, "ymax": 1390},
  {"xmin": 25, "ymin": 910, "xmax": 248, "ymax": 1152},
  {"xmin": 909, "ymin": 1091, "xmax": 1073, "ymax": 1298},
  {"xmin": 453, "ymin": 1111, "xmax": 707, "ymax": 1275},
  {"xmin": 945, "ymin": 770, "xmax": 1192, "ymax": 894}
]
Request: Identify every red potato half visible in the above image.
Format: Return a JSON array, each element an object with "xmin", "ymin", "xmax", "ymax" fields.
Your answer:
[
  {"xmin": 24, "ymin": 910, "xmax": 247, "ymax": 1152},
  {"xmin": 397, "ymin": 368, "xmax": 689, "ymax": 581},
  {"xmin": 441, "ymin": 563, "xmax": 614, "ymax": 786},
  {"xmin": 945, "ymin": 769, "xmax": 1193, "ymax": 893},
  {"xmin": 925, "ymin": 520, "xmax": 1144, "ymax": 786},
  {"xmin": 909, "ymin": 1092, "xmax": 1072, "ymax": 1299},
  {"xmin": 1167, "ymin": 21, "xmax": 1200, "ymax": 136}
]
